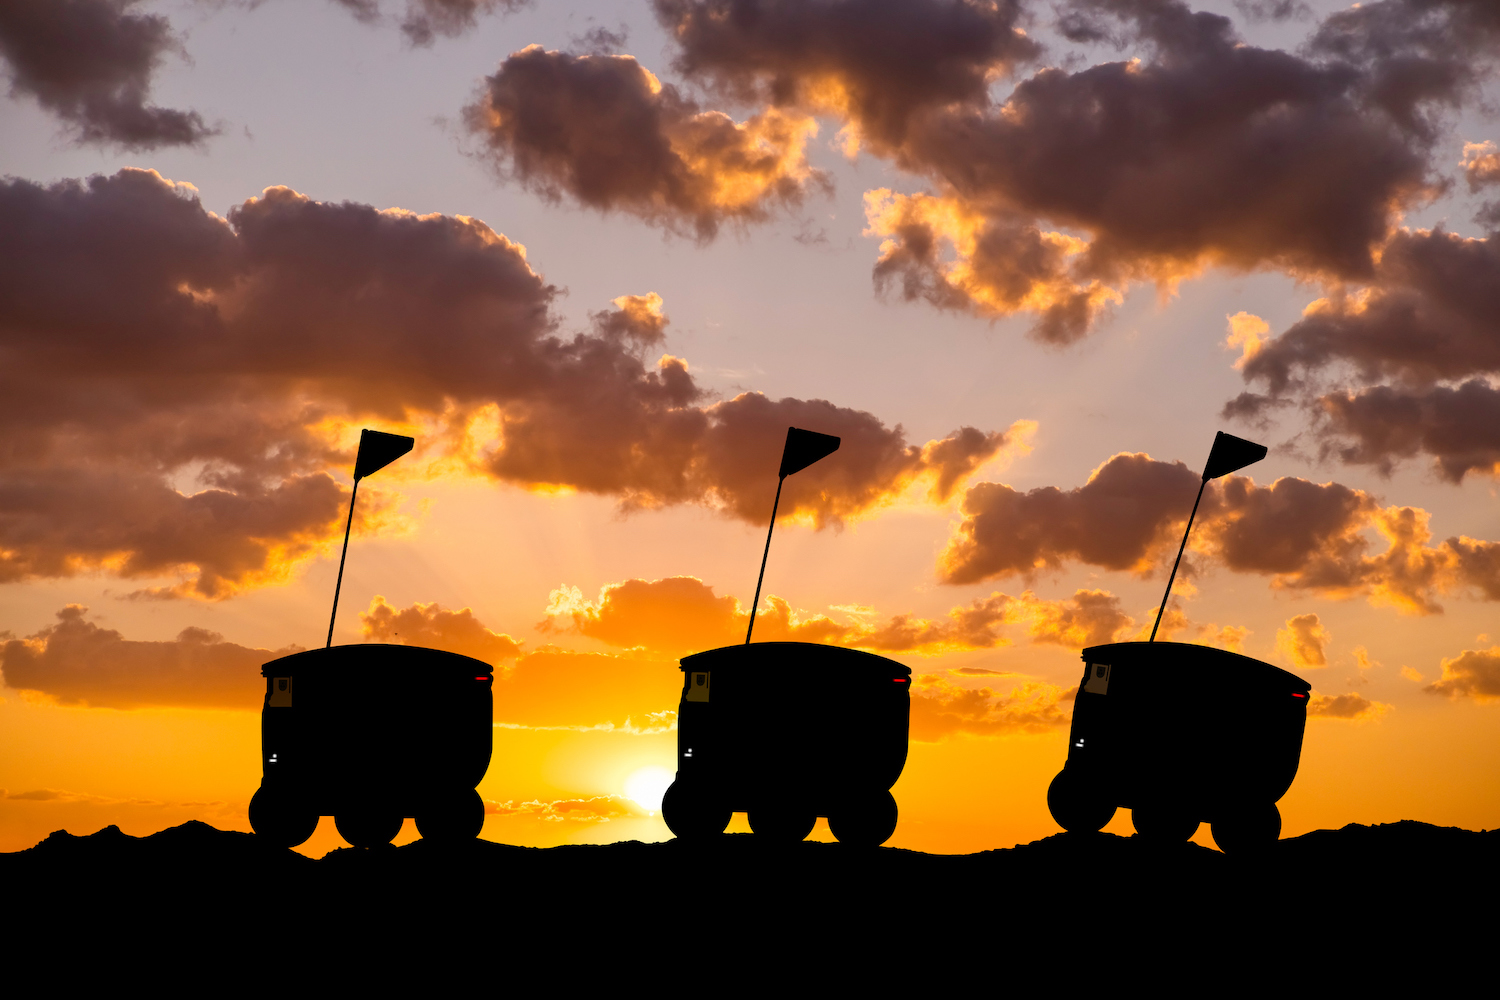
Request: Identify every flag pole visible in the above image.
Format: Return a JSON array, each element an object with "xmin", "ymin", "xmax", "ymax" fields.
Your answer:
[
  {"xmin": 1150, "ymin": 478, "xmax": 1207, "ymax": 642},
  {"xmin": 326, "ymin": 477, "xmax": 360, "ymax": 649},
  {"xmin": 745, "ymin": 475, "xmax": 786, "ymax": 645}
]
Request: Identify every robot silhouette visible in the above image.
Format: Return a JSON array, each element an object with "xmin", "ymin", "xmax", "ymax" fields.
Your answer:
[
  {"xmin": 662, "ymin": 428, "xmax": 913, "ymax": 846},
  {"xmin": 1046, "ymin": 433, "xmax": 1312, "ymax": 853},
  {"xmin": 249, "ymin": 430, "xmax": 493, "ymax": 849}
]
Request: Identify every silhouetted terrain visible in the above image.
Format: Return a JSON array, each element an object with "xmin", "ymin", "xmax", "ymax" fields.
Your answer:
[{"xmin": 7, "ymin": 821, "xmax": 1494, "ymax": 982}]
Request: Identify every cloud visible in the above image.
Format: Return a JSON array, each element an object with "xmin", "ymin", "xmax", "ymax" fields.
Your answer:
[
  {"xmin": 485, "ymin": 385, "xmax": 1024, "ymax": 528},
  {"xmin": 0, "ymin": 168, "xmax": 1014, "ymax": 596},
  {"xmin": 0, "ymin": 786, "xmax": 166, "ymax": 806},
  {"xmin": 1306, "ymin": 691, "xmax": 1390, "ymax": 720},
  {"xmin": 1241, "ymin": 229, "xmax": 1500, "ymax": 395},
  {"xmin": 1233, "ymin": 226, "xmax": 1500, "ymax": 479},
  {"xmin": 327, "ymin": 0, "xmax": 526, "ymax": 45},
  {"xmin": 909, "ymin": 675, "xmax": 1074, "ymax": 741},
  {"xmin": 654, "ymin": 0, "xmax": 1456, "ymax": 339},
  {"xmin": 542, "ymin": 575, "xmax": 1135, "ymax": 656},
  {"xmin": 654, "ymin": 0, "xmax": 1039, "ymax": 153},
  {"xmin": 0, "ymin": 0, "xmax": 215, "ymax": 149},
  {"xmin": 938, "ymin": 451, "xmax": 1500, "ymax": 614},
  {"xmin": 462, "ymin": 45, "xmax": 829, "ymax": 240},
  {"xmin": 485, "ymin": 794, "xmax": 647, "ymax": 822},
  {"xmin": 1425, "ymin": 646, "xmax": 1500, "ymax": 702},
  {"xmin": 0, "ymin": 605, "xmax": 297, "ymax": 709},
  {"xmin": 938, "ymin": 453, "xmax": 1203, "ymax": 583},
  {"xmin": 1306, "ymin": 0, "xmax": 1500, "ymax": 137},
  {"xmin": 394, "ymin": 0, "xmax": 526, "ymax": 45},
  {"xmin": 1462, "ymin": 141, "xmax": 1500, "ymax": 192},
  {"xmin": 1275, "ymin": 613, "xmax": 1330, "ymax": 669},
  {"xmin": 1143, "ymin": 606, "xmax": 1249, "ymax": 652},
  {"xmin": 360, "ymin": 596, "xmax": 524, "ymax": 664}
]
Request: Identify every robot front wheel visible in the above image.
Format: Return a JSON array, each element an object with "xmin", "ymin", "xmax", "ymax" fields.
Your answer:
[
  {"xmin": 335, "ymin": 807, "xmax": 404, "ymax": 849},
  {"xmin": 1047, "ymin": 768, "xmax": 1117, "ymax": 833},
  {"xmin": 1131, "ymin": 802, "xmax": 1201, "ymax": 842},
  {"xmin": 1210, "ymin": 803, "xmax": 1281, "ymax": 855},
  {"xmin": 827, "ymin": 789, "xmax": 898, "ymax": 847},
  {"xmin": 747, "ymin": 802, "xmax": 818, "ymax": 842},
  {"xmin": 416, "ymin": 788, "xmax": 486, "ymax": 843},
  {"xmin": 662, "ymin": 779, "xmax": 732, "ymax": 841},
  {"xmin": 746, "ymin": 791, "xmax": 898, "ymax": 846},
  {"xmin": 249, "ymin": 786, "xmax": 319, "ymax": 849}
]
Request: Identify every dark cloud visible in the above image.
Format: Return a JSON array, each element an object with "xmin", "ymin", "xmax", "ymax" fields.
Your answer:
[
  {"xmin": 0, "ymin": 168, "xmax": 552, "ymax": 596},
  {"xmin": 570, "ymin": 24, "xmax": 628, "ymax": 57},
  {"xmin": 1426, "ymin": 646, "xmax": 1500, "ymax": 702},
  {"xmin": 1307, "ymin": 0, "xmax": 1500, "ymax": 139},
  {"xmin": 1231, "ymin": 0, "xmax": 1308, "ymax": 22},
  {"xmin": 0, "ymin": 0, "xmax": 215, "ymax": 149},
  {"xmin": 0, "ymin": 605, "xmax": 297, "ymax": 709},
  {"xmin": 327, "ymin": 0, "xmax": 526, "ymax": 44},
  {"xmin": 938, "ymin": 452, "xmax": 1203, "ymax": 583},
  {"xmin": 462, "ymin": 46, "xmax": 830, "ymax": 240},
  {"xmin": 486, "ymin": 381, "xmax": 1019, "ymax": 527},
  {"xmin": 1316, "ymin": 381, "xmax": 1500, "ymax": 483},
  {"xmin": 874, "ymin": 0, "xmax": 1436, "ymax": 337},
  {"xmin": 397, "ymin": 0, "xmax": 527, "ymax": 45},
  {"xmin": 651, "ymin": 0, "xmax": 1446, "ymax": 339},
  {"xmin": 1234, "ymin": 227, "xmax": 1500, "ymax": 479},
  {"xmin": 0, "ymin": 167, "xmax": 1020, "ymax": 595},
  {"xmin": 654, "ymin": 0, "xmax": 1038, "ymax": 151},
  {"xmin": 939, "ymin": 452, "xmax": 1500, "ymax": 614},
  {"xmin": 1241, "ymin": 229, "xmax": 1500, "ymax": 395}
]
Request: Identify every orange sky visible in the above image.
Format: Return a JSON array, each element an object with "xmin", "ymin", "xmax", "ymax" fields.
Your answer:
[{"xmin": 2, "ymin": 0, "xmax": 1499, "ymax": 855}]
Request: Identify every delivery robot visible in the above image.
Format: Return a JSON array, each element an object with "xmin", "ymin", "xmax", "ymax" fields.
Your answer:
[
  {"xmin": 1047, "ymin": 640, "xmax": 1311, "ymax": 854},
  {"xmin": 248, "ymin": 429, "xmax": 494, "ymax": 849},
  {"xmin": 662, "ymin": 641, "xmax": 912, "ymax": 846},
  {"xmin": 1046, "ymin": 432, "xmax": 1312, "ymax": 854},
  {"xmin": 659, "ymin": 427, "xmax": 913, "ymax": 846},
  {"xmin": 249, "ymin": 643, "xmax": 493, "ymax": 848}
]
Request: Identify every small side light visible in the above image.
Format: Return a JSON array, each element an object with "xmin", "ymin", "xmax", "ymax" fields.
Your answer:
[{"xmin": 1291, "ymin": 692, "xmax": 1306, "ymax": 699}]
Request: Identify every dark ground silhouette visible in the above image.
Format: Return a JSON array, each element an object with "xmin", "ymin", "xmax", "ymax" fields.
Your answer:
[{"xmin": 5, "ymin": 820, "xmax": 1494, "ymax": 983}]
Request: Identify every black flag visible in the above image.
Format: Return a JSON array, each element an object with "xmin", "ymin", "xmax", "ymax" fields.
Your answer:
[
  {"xmin": 1201, "ymin": 431, "xmax": 1267, "ymax": 481},
  {"xmin": 778, "ymin": 427, "xmax": 841, "ymax": 478},
  {"xmin": 354, "ymin": 429, "xmax": 414, "ymax": 481}
]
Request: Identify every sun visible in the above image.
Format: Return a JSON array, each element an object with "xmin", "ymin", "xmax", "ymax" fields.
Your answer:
[{"xmin": 623, "ymin": 766, "xmax": 675, "ymax": 814}]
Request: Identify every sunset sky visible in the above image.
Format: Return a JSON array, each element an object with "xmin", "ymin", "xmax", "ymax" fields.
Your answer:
[{"xmin": 2, "ymin": 0, "xmax": 1499, "ymax": 856}]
